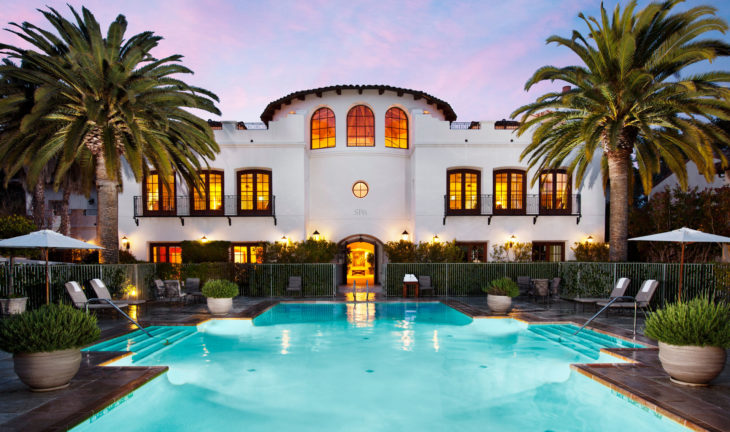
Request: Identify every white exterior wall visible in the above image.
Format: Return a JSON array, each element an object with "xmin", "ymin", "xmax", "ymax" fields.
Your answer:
[
  {"xmin": 650, "ymin": 160, "xmax": 728, "ymax": 199},
  {"xmin": 113, "ymin": 88, "xmax": 605, "ymax": 262}
]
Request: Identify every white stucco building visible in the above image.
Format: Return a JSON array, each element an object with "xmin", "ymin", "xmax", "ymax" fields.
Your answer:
[{"xmin": 109, "ymin": 85, "xmax": 605, "ymax": 282}]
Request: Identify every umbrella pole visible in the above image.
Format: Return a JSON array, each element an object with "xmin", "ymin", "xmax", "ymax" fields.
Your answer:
[
  {"xmin": 678, "ymin": 242, "xmax": 685, "ymax": 302},
  {"xmin": 45, "ymin": 248, "xmax": 49, "ymax": 305}
]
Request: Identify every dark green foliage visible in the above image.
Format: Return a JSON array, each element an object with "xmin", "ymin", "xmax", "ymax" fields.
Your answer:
[
  {"xmin": 630, "ymin": 186, "xmax": 730, "ymax": 262},
  {"xmin": 0, "ymin": 177, "xmax": 26, "ymax": 216},
  {"xmin": 202, "ymin": 279, "xmax": 238, "ymax": 298},
  {"xmin": 0, "ymin": 215, "xmax": 38, "ymax": 258},
  {"xmin": 0, "ymin": 303, "xmax": 100, "ymax": 353},
  {"xmin": 571, "ymin": 242, "xmax": 610, "ymax": 262},
  {"xmin": 181, "ymin": 241, "xmax": 231, "ymax": 263},
  {"xmin": 645, "ymin": 298, "xmax": 730, "ymax": 348},
  {"xmin": 118, "ymin": 249, "xmax": 139, "ymax": 264},
  {"xmin": 264, "ymin": 239, "xmax": 337, "ymax": 263},
  {"xmin": 483, "ymin": 277, "xmax": 520, "ymax": 297},
  {"xmin": 383, "ymin": 240, "xmax": 464, "ymax": 263}
]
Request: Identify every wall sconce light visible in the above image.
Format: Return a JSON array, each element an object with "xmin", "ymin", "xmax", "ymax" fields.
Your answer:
[
  {"xmin": 586, "ymin": 235, "xmax": 594, "ymax": 243},
  {"xmin": 121, "ymin": 236, "xmax": 130, "ymax": 250},
  {"xmin": 288, "ymin": 110, "xmax": 296, "ymax": 115},
  {"xmin": 401, "ymin": 230, "xmax": 409, "ymax": 241},
  {"xmin": 312, "ymin": 230, "xmax": 321, "ymax": 241},
  {"xmin": 508, "ymin": 235, "xmax": 517, "ymax": 248},
  {"xmin": 423, "ymin": 110, "xmax": 431, "ymax": 115},
  {"xmin": 200, "ymin": 235, "xmax": 208, "ymax": 243},
  {"xmin": 432, "ymin": 235, "xmax": 440, "ymax": 243},
  {"xmin": 279, "ymin": 235, "xmax": 288, "ymax": 245}
]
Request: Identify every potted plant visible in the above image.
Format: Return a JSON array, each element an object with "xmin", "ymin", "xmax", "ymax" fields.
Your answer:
[
  {"xmin": 483, "ymin": 277, "xmax": 520, "ymax": 314},
  {"xmin": 0, "ymin": 292, "xmax": 29, "ymax": 315},
  {"xmin": 644, "ymin": 298, "xmax": 730, "ymax": 386},
  {"xmin": 202, "ymin": 279, "xmax": 239, "ymax": 315},
  {"xmin": 0, "ymin": 303, "xmax": 100, "ymax": 391}
]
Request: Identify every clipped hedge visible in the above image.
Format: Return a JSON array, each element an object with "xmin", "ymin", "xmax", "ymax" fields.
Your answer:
[
  {"xmin": 0, "ymin": 304, "xmax": 100, "ymax": 353},
  {"xmin": 181, "ymin": 240, "xmax": 231, "ymax": 263}
]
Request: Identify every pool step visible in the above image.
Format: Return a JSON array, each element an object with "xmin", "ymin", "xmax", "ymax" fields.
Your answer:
[
  {"xmin": 87, "ymin": 326, "xmax": 197, "ymax": 362},
  {"xmin": 132, "ymin": 329, "xmax": 196, "ymax": 361},
  {"xmin": 527, "ymin": 325, "xmax": 602, "ymax": 359}
]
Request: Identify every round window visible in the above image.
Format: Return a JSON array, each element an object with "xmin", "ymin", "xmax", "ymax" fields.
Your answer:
[{"xmin": 352, "ymin": 181, "xmax": 369, "ymax": 198}]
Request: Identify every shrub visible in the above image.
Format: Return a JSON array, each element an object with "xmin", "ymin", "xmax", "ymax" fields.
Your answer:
[
  {"xmin": 483, "ymin": 277, "xmax": 520, "ymax": 297},
  {"xmin": 571, "ymin": 242, "xmax": 609, "ymax": 262},
  {"xmin": 0, "ymin": 215, "xmax": 38, "ymax": 259},
  {"xmin": 644, "ymin": 298, "xmax": 730, "ymax": 348},
  {"xmin": 0, "ymin": 304, "xmax": 100, "ymax": 353},
  {"xmin": 264, "ymin": 239, "xmax": 337, "ymax": 263},
  {"xmin": 383, "ymin": 240, "xmax": 417, "ymax": 263},
  {"xmin": 181, "ymin": 240, "xmax": 231, "ymax": 263},
  {"xmin": 202, "ymin": 279, "xmax": 239, "ymax": 298}
]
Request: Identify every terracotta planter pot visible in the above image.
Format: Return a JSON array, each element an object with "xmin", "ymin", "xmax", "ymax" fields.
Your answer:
[
  {"xmin": 207, "ymin": 297, "xmax": 233, "ymax": 315},
  {"xmin": 487, "ymin": 294, "xmax": 512, "ymax": 315},
  {"xmin": 0, "ymin": 297, "xmax": 28, "ymax": 315},
  {"xmin": 13, "ymin": 348, "xmax": 82, "ymax": 392},
  {"xmin": 658, "ymin": 342, "xmax": 727, "ymax": 386}
]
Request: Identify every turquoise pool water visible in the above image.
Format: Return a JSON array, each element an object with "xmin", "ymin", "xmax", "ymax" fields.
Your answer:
[{"xmin": 75, "ymin": 302, "xmax": 686, "ymax": 431}]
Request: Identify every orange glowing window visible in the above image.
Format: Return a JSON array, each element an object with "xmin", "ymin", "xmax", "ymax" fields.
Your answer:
[
  {"xmin": 493, "ymin": 169, "xmax": 525, "ymax": 214},
  {"xmin": 192, "ymin": 170, "xmax": 224, "ymax": 214},
  {"xmin": 151, "ymin": 244, "xmax": 182, "ymax": 264},
  {"xmin": 347, "ymin": 105, "xmax": 374, "ymax": 147},
  {"xmin": 232, "ymin": 244, "xmax": 264, "ymax": 264},
  {"xmin": 144, "ymin": 172, "xmax": 175, "ymax": 215},
  {"xmin": 311, "ymin": 107, "xmax": 336, "ymax": 149},
  {"xmin": 447, "ymin": 169, "xmax": 480, "ymax": 214},
  {"xmin": 540, "ymin": 169, "xmax": 571, "ymax": 214},
  {"xmin": 238, "ymin": 170, "xmax": 272, "ymax": 214},
  {"xmin": 385, "ymin": 107, "xmax": 408, "ymax": 149}
]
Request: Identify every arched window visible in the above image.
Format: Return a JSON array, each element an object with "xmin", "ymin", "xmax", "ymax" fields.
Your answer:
[
  {"xmin": 446, "ymin": 169, "xmax": 480, "ymax": 215},
  {"xmin": 311, "ymin": 107, "xmax": 335, "ymax": 149},
  {"xmin": 238, "ymin": 169, "xmax": 272, "ymax": 215},
  {"xmin": 539, "ymin": 169, "xmax": 571, "ymax": 214},
  {"xmin": 385, "ymin": 107, "xmax": 408, "ymax": 149},
  {"xmin": 143, "ymin": 172, "xmax": 175, "ymax": 216},
  {"xmin": 191, "ymin": 170, "xmax": 224, "ymax": 215},
  {"xmin": 493, "ymin": 169, "xmax": 526, "ymax": 214},
  {"xmin": 347, "ymin": 105, "xmax": 374, "ymax": 147}
]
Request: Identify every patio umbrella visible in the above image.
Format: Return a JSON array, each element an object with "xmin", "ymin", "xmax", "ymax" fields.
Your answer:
[
  {"xmin": 0, "ymin": 230, "xmax": 103, "ymax": 304},
  {"xmin": 629, "ymin": 227, "xmax": 730, "ymax": 300}
]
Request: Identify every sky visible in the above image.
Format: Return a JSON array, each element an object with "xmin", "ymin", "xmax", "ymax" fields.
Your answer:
[{"xmin": 1, "ymin": 0, "xmax": 729, "ymax": 122}]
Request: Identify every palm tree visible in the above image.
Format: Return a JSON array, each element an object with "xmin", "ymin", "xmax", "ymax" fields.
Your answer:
[
  {"xmin": 0, "ymin": 6, "xmax": 220, "ymax": 262},
  {"xmin": 511, "ymin": 0, "xmax": 730, "ymax": 261}
]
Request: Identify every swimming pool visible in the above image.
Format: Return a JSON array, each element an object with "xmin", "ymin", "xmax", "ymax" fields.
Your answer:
[{"xmin": 75, "ymin": 302, "xmax": 686, "ymax": 431}]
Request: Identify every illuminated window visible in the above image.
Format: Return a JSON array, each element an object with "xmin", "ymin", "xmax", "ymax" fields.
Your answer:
[
  {"xmin": 192, "ymin": 170, "xmax": 224, "ymax": 215},
  {"xmin": 311, "ymin": 107, "xmax": 336, "ymax": 149},
  {"xmin": 540, "ymin": 169, "xmax": 571, "ymax": 214},
  {"xmin": 385, "ymin": 107, "xmax": 408, "ymax": 149},
  {"xmin": 532, "ymin": 242, "xmax": 564, "ymax": 262},
  {"xmin": 352, "ymin": 181, "xmax": 369, "ymax": 198},
  {"xmin": 150, "ymin": 243, "xmax": 182, "ymax": 264},
  {"xmin": 347, "ymin": 105, "xmax": 374, "ymax": 147},
  {"xmin": 144, "ymin": 172, "xmax": 175, "ymax": 215},
  {"xmin": 231, "ymin": 243, "xmax": 264, "ymax": 263},
  {"xmin": 238, "ymin": 169, "xmax": 272, "ymax": 214},
  {"xmin": 447, "ymin": 169, "xmax": 480, "ymax": 215},
  {"xmin": 493, "ymin": 169, "xmax": 525, "ymax": 214}
]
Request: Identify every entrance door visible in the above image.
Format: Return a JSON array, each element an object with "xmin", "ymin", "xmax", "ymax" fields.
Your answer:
[{"xmin": 346, "ymin": 241, "xmax": 375, "ymax": 286}]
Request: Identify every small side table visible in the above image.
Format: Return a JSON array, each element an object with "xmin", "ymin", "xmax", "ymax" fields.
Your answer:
[{"xmin": 403, "ymin": 281, "xmax": 419, "ymax": 298}]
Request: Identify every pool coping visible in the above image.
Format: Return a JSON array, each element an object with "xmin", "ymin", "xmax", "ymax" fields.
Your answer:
[{"xmin": 6, "ymin": 299, "xmax": 727, "ymax": 432}]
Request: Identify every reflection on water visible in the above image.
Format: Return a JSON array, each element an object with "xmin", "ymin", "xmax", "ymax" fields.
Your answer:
[
  {"xmin": 343, "ymin": 292, "xmax": 377, "ymax": 302},
  {"xmin": 346, "ymin": 302, "xmax": 376, "ymax": 327},
  {"xmin": 432, "ymin": 330, "xmax": 440, "ymax": 352},
  {"xmin": 281, "ymin": 329, "xmax": 290, "ymax": 355},
  {"xmin": 127, "ymin": 304, "xmax": 139, "ymax": 322}
]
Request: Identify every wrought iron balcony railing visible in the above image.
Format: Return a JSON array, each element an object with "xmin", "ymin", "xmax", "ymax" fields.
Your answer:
[
  {"xmin": 133, "ymin": 195, "xmax": 276, "ymax": 226},
  {"xmin": 443, "ymin": 194, "xmax": 581, "ymax": 225}
]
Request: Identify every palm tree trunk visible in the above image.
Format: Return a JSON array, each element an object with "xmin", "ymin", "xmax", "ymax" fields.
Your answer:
[
  {"xmin": 606, "ymin": 149, "xmax": 632, "ymax": 261},
  {"xmin": 31, "ymin": 180, "xmax": 45, "ymax": 229},
  {"xmin": 59, "ymin": 187, "xmax": 71, "ymax": 236},
  {"xmin": 95, "ymin": 153, "xmax": 119, "ymax": 263}
]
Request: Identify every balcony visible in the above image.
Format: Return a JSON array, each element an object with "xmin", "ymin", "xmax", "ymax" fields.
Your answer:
[
  {"xmin": 133, "ymin": 195, "xmax": 276, "ymax": 226},
  {"xmin": 443, "ymin": 194, "xmax": 581, "ymax": 225}
]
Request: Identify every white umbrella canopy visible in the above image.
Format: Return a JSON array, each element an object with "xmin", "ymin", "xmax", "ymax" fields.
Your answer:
[
  {"xmin": 629, "ymin": 227, "xmax": 730, "ymax": 300},
  {"xmin": 0, "ymin": 230, "xmax": 103, "ymax": 304}
]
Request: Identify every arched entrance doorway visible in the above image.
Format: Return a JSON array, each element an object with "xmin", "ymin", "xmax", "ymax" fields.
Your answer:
[{"xmin": 338, "ymin": 234, "xmax": 382, "ymax": 286}]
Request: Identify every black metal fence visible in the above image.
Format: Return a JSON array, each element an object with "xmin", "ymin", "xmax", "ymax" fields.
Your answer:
[{"xmin": 384, "ymin": 262, "xmax": 730, "ymax": 305}]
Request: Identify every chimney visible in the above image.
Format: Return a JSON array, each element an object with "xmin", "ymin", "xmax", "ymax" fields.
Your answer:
[{"xmin": 562, "ymin": 85, "xmax": 571, "ymax": 93}]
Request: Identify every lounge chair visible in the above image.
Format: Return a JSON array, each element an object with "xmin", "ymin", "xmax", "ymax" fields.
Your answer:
[
  {"xmin": 550, "ymin": 277, "xmax": 561, "ymax": 298},
  {"xmin": 516, "ymin": 276, "xmax": 532, "ymax": 297},
  {"xmin": 418, "ymin": 275, "xmax": 435, "ymax": 297},
  {"xmin": 183, "ymin": 278, "xmax": 204, "ymax": 303},
  {"xmin": 65, "ymin": 281, "xmax": 128, "ymax": 311},
  {"xmin": 286, "ymin": 276, "xmax": 302, "ymax": 297},
  {"xmin": 572, "ymin": 277, "xmax": 631, "ymax": 312},
  {"xmin": 153, "ymin": 279, "xmax": 166, "ymax": 299},
  {"xmin": 89, "ymin": 279, "xmax": 129, "ymax": 308},
  {"xmin": 533, "ymin": 279, "xmax": 550, "ymax": 304},
  {"xmin": 596, "ymin": 279, "xmax": 659, "ymax": 311}
]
